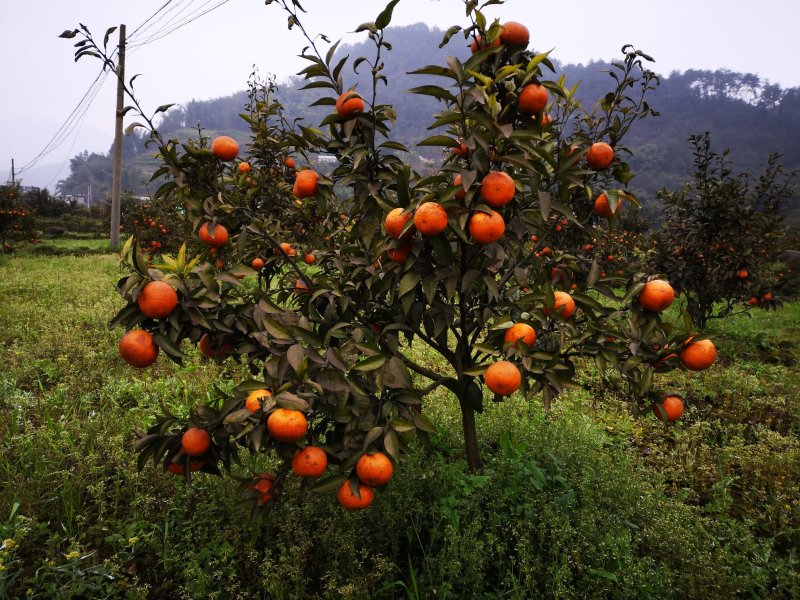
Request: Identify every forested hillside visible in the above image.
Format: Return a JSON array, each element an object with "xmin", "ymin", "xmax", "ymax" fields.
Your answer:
[{"xmin": 57, "ymin": 23, "xmax": 800, "ymax": 222}]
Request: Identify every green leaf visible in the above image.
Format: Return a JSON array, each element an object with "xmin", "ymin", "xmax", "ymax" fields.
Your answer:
[
  {"xmin": 413, "ymin": 412, "xmax": 436, "ymax": 433},
  {"xmin": 352, "ymin": 355, "xmax": 387, "ymax": 372},
  {"xmin": 417, "ymin": 135, "xmax": 461, "ymax": 149},
  {"xmin": 375, "ymin": 0, "xmax": 401, "ymax": 29},
  {"xmin": 383, "ymin": 357, "xmax": 412, "ymax": 388},
  {"xmin": 398, "ymin": 271, "xmax": 421, "ymax": 297},
  {"xmin": 309, "ymin": 474, "xmax": 347, "ymax": 493}
]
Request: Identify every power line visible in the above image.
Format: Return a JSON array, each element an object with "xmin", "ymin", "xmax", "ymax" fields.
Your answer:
[
  {"xmin": 128, "ymin": 0, "xmax": 192, "ymax": 45},
  {"xmin": 129, "ymin": 0, "xmax": 231, "ymax": 48}
]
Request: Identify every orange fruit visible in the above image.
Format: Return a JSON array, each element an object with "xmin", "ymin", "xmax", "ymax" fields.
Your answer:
[
  {"xmin": 500, "ymin": 21, "xmax": 529, "ymax": 47},
  {"xmin": 279, "ymin": 242, "xmax": 296, "ymax": 257},
  {"xmin": 337, "ymin": 480, "xmax": 375, "ymax": 511},
  {"xmin": 484, "ymin": 361, "xmax": 522, "ymax": 396},
  {"xmin": 586, "ymin": 142, "xmax": 614, "ymax": 170},
  {"xmin": 480, "ymin": 171, "xmax": 515, "ymax": 207},
  {"xmin": 387, "ymin": 243, "xmax": 412, "ymax": 263},
  {"xmin": 594, "ymin": 193, "xmax": 622, "ymax": 218},
  {"xmin": 198, "ymin": 223, "xmax": 229, "ymax": 249},
  {"xmin": 453, "ymin": 174, "xmax": 467, "ymax": 200},
  {"xmin": 291, "ymin": 446, "xmax": 328, "ymax": 477},
  {"xmin": 251, "ymin": 473, "xmax": 276, "ymax": 505},
  {"xmin": 504, "ymin": 323, "xmax": 536, "ymax": 347},
  {"xmin": 469, "ymin": 210, "xmax": 505, "ymax": 243},
  {"xmin": 680, "ymin": 338, "xmax": 717, "ymax": 371},
  {"xmin": 335, "ymin": 90, "xmax": 365, "ymax": 118},
  {"xmin": 137, "ymin": 280, "xmax": 178, "ymax": 319},
  {"xmin": 543, "ymin": 291, "xmax": 576, "ymax": 319},
  {"xmin": 469, "ymin": 33, "xmax": 502, "ymax": 53},
  {"xmin": 198, "ymin": 334, "xmax": 233, "ymax": 360},
  {"xmin": 652, "ymin": 395, "xmax": 684, "ymax": 422},
  {"xmin": 518, "ymin": 83, "xmax": 548, "ymax": 114},
  {"xmin": 238, "ymin": 162, "xmax": 251, "ymax": 173},
  {"xmin": 293, "ymin": 169, "xmax": 319, "ymax": 198},
  {"xmin": 251, "ymin": 257, "xmax": 265, "ymax": 270},
  {"xmin": 267, "ymin": 408, "xmax": 307, "ymax": 442},
  {"xmin": 736, "ymin": 269, "xmax": 749, "ymax": 279},
  {"xmin": 303, "ymin": 252, "xmax": 316, "ymax": 265},
  {"xmin": 245, "ymin": 389, "xmax": 271, "ymax": 412},
  {"xmin": 384, "ymin": 208, "xmax": 414, "ymax": 239},
  {"xmin": 762, "ymin": 292, "xmax": 773, "ymax": 301},
  {"xmin": 355, "ymin": 452, "xmax": 394, "ymax": 487},
  {"xmin": 167, "ymin": 460, "xmax": 204, "ymax": 475},
  {"xmin": 181, "ymin": 427, "xmax": 211, "ymax": 457},
  {"xmin": 747, "ymin": 296, "xmax": 759, "ymax": 306},
  {"xmin": 284, "ymin": 156, "xmax": 296, "ymax": 169},
  {"xmin": 211, "ymin": 135, "xmax": 239, "ymax": 161},
  {"xmin": 453, "ymin": 140, "xmax": 469, "ymax": 157},
  {"xmin": 119, "ymin": 329, "xmax": 159, "ymax": 368},
  {"xmin": 414, "ymin": 202, "xmax": 448, "ymax": 236},
  {"xmin": 638, "ymin": 279, "xmax": 675, "ymax": 312},
  {"xmin": 295, "ymin": 278, "xmax": 312, "ymax": 295}
]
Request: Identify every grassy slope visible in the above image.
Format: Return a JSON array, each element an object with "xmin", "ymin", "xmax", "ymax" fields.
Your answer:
[{"xmin": 0, "ymin": 248, "xmax": 798, "ymax": 599}]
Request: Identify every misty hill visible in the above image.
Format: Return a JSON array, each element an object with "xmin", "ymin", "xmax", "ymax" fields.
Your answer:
[{"xmin": 57, "ymin": 24, "xmax": 800, "ymax": 219}]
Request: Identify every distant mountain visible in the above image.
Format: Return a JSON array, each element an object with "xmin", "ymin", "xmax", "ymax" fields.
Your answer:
[{"xmin": 55, "ymin": 23, "xmax": 800, "ymax": 221}]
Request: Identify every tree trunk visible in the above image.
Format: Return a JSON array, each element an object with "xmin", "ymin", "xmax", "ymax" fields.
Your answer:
[{"xmin": 459, "ymin": 398, "xmax": 482, "ymax": 471}]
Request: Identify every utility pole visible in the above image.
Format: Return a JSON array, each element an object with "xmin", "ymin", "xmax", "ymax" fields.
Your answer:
[
  {"xmin": 10, "ymin": 159, "xmax": 15, "ymax": 186},
  {"xmin": 110, "ymin": 24, "xmax": 126, "ymax": 248}
]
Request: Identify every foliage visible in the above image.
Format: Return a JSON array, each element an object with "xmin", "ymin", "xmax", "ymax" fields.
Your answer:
[
  {"xmin": 651, "ymin": 133, "xmax": 796, "ymax": 327},
  {"xmin": 0, "ymin": 185, "xmax": 36, "ymax": 251}
]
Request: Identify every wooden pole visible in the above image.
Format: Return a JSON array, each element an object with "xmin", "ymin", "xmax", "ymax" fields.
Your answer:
[{"xmin": 110, "ymin": 24, "xmax": 126, "ymax": 248}]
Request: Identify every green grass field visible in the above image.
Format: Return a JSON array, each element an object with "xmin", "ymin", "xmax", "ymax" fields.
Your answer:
[{"xmin": 0, "ymin": 245, "xmax": 798, "ymax": 599}]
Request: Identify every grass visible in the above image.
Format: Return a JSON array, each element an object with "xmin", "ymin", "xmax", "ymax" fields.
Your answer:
[{"xmin": 0, "ymin": 243, "xmax": 798, "ymax": 598}]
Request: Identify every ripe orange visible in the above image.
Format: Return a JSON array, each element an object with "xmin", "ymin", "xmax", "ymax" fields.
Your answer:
[
  {"xmin": 211, "ymin": 135, "xmax": 239, "ymax": 161},
  {"xmin": 518, "ymin": 83, "xmax": 549, "ymax": 114},
  {"xmin": 594, "ymin": 193, "xmax": 623, "ymax": 218},
  {"xmin": 238, "ymin": 161, "xmax": 251, "ymax": 173},
  {"xmin": 384, "ymin": 208, "xmax": 414, "ymax": 239},
  {"xmin": 736, "ymin": 269, "xmax": 749, "ymax": 279},
  {"xmin": 652, "ymin": 395, "xmax": 684, "ymax": 422},
  {"xmin": 119, "ymin": 329, "xmax": 159, "ymax": 368},
  {"xmin": 469, "ymin": 210, "xmax": 505, "ymax": 243},
  {"xmin": 638, "ymin": 279, "xmax": 675, "ymax": 312},
  {"xmin": 453, "ymin": 174, "xmax": 467, "ymax": 200},
  {"xmin": 762, "ymin": 292, "xmax": 773, "ymax": 301},
  {"xmin": 251, "ymin": 473, "xmax": 276, "ymax": 506},
  {"xmin": 387, "ymin": 243, "xmax": 412, "ymax": 263},
  {"xmin": 293, "ymin": 169, "xmax": 319, "ymax": 198},
  {"xmin": 337, "ymin": 480, "xmax": 375, "ymax": 511},
  {"xmin": 453, "ymin": 140, "xmax": 469, "ymax": 158},
  {"xmin": 414, "ymin": 202, "xmax": 448, "ymax": 236},
  {"xmin": 167, "ymin": 460, "xmax": 204, "ymax": 474},
  {"xmin": 356, "ymin": 452, "xmax": 394, "ymax": 487},
  {"xmin": 137, "ymin": 280, "xmax": 178, "ymax": 319},
  {"xmin": 544, "ymin": 291, "xmax": 576, "ymax": 319},
  {"xmin": 181, "ymin": 427, "xmax": 211, "ymax": 457},
  {"xmin": 500, "ymin": 21, "xmax": 529, "ymax": 47},
  {"xmin": 680, "ymin": 338, "xmax": 717, "ymax": 371},
  {"xmin": 747, "ymin": 296, "xmax": 759, "ymax": 306},
  {"xmin": 198, "ymin": 223, "xmax": 229, "ymax": 249},
  {"xmin": 198, "ymin": 334, "xmax": 233, "ymax": 360},
  {"xmin": 586, "ymin": 142, "xmax": 614, "ymax": 170},
  {"xmin": 279, "ymin": 242, "xmax": 296, "ymax": 257},
  {"xmin": 292, "ymin": 446, "xmax": 328, "ymax": 477},
  {"xmin": 484, "ymin": 361, "xmax": 522, "ymax": 396},
  {"xmin": 335, "ymin": 90, "xmax": 365, "ymax": 118},
  {"xmin": 504, "ymin": 323, "xmax": 536, "ymax": 347},
  {"xmin": 284, "ymin": 156, "xmax": 296, "ymax": 169},
  {"xmin": 245, "ymin": 389, "xmax": 271, "ymax": 412},
  {"xmin": 251, "ymin": 257, "xmax": 265, "ymax": 270},
  {"xmin": 295, "ymin": 279, "xmax": 312, "ymax": 295},
  {"xmin": 267, "ymin": 408, "xmax": 307, "ymax": 442},
  {"xmin": 480, "ymin": 171, "xmax": 515, "ymax": 207},
  {"xmin": 469, "ymin": 34, "xmax": 502, "ymax": 53},
  {"xmin": 303, "ymin": 252, "xmax": 316, "ymax": 265}
]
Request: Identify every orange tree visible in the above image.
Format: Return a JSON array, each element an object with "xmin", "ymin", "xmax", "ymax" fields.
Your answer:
[
  {"xmin": 66, "ymin": 1, "xmax": 715, "ymax": 511},
  {"xmin": 651, "ymin": 133, "xmax": 795, "ymax": 328},
  {"xmin": 0, "ymin": 185, "xmax": 34, "ymax": 251}
]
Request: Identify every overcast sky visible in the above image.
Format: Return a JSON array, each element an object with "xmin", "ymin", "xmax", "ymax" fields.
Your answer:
[{"xmin": 2, "ymin": 0, "xmax": 799, "ymax": 189}]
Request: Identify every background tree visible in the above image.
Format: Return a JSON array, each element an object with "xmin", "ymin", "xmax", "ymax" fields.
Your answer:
[{"xmin": 651, "ymin": 132, "xmax": 795, "ymax": 328}]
